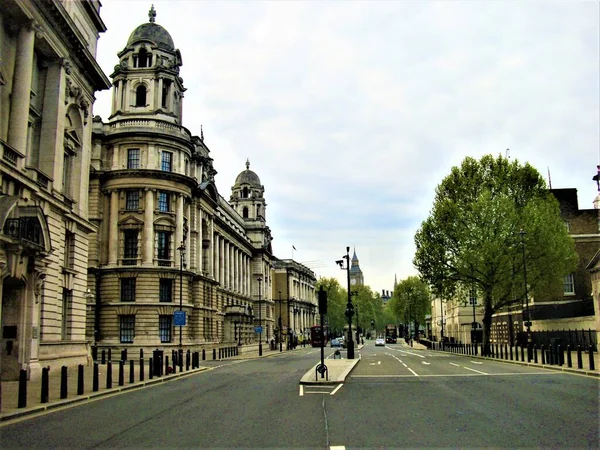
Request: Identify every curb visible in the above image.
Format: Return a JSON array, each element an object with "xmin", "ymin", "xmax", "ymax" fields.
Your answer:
[
  {"xmin": 0, "ymin": 367, "xmax": 209, "ymax": 423},
  {"xmin": 299, "ymin": 356, "xmax": 361, "ymax": 386}
]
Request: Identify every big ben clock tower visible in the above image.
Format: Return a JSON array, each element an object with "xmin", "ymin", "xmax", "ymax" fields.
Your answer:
[{"xmin": 349, "ymin": 248, "xmax": 364, "ymax": 286}]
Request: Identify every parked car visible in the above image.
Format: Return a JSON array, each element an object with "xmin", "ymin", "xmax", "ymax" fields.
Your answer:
[
  {"xmin": 385, "ymin": 337, "xmax": 397, "ymax": 344},
  {"xmin": 375, "ymin": 337, "xmax": 385, "ymax": 346},
  {"xmin": 330, "ymin": 338, "xmax": 342, "ymax": 348}
]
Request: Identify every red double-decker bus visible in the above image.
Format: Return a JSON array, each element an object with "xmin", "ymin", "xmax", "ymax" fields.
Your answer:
[{"xmin": 310, "ymin": 325, "xmax": 329, "ymax": 347}]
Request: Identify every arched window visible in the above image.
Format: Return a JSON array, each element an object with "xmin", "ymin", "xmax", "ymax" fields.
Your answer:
[
  {"xmin": 136, "ymin": 85, "xmax": 147, "ymax": 107},
  {"xmin": 242, "ymin": 187, "xmax": 249, "ymax": 198},
  {"xmin": 242, "ymin": 207, "xmax": 249, "ymax": 219}
]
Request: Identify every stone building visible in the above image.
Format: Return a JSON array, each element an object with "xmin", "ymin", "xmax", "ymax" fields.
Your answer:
[
  {"xmin": 86, "ymin": 7, "xmax": 314, "ymax": 356},
  {"xmin": 0, "ymin": 0, "xmax": 111, "ymax": 380}
]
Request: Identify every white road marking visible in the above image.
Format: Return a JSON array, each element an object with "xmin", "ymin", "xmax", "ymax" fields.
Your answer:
[
  {"xmin": 449, "ymin": 363, "xmax": 460, "ymax": 367},
  {"xmin": 299, "ymin": 385, "xmax": 304, "ymax": 396},
  {"xmin": 351, "ymin": 372, "xmax": 561, "ymax": 378},
  {"xmin": 330, "ymin": 384, "xmax": 343, "ymax": 396},
  {"xmin": 470, "ymin": 361, "xmax": 483, "ymax": 365},
  {"xmin": 397, "ymin": 350, "xmax": 426, "ymax": 358},
  {"xmin": 389, "ymin": 352, "xmax": 419, "ymax": 376},
  {"xmin": 422, "ymin": 361, "xmax": 431, "ymax": 365},
  {"xmin": 378, "ymin": 361, "xmax": 381, "ymax": 365},
  {"xmin": 463, "ymin": 366, "xmax": 488, "ymax": 375},
  {"xmin": 331, "ymin": 446, "xmax": 346, "ymax": 450}
]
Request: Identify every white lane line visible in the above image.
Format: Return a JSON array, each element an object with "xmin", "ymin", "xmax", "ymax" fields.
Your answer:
[
  {"xmin": 330, "ymin": 384, "xmax": 343, "ymax": 396},
  {"xmin": 449, "ymin": 363, "xmax": 460, "ymax": 367},
  {"xmin": 352, "ymin": 372, "xmax": 562, "ymax": 378},
  {"xmin": 463, "ymin": 366, "xmax": 488, "ymax": 375},
  {"xmin": 470, "ymin": 361, "xmax": 483, "ymax": 365},
  {"xmin": 422, "ymin": 361, "xmax": 431, "ymax": 365},
  {"xmin": 390, "ymin": 353, "xmax": 419, "ymax": 376},
  {"xmin": 397, "ymin": 350, "xmax": 426, "ymax": 358},
  {"xmin": 331, "ymin": 446, "xmax": 346, "ymax": 450},
  {"xmin": 299, "ymin": 385, "xmax": 304, "ymax": 396}
]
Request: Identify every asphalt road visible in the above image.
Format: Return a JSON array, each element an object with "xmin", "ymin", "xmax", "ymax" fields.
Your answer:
[{"xmin": 1, "ymin": 341, "xmax": 598, "ymax": 449}]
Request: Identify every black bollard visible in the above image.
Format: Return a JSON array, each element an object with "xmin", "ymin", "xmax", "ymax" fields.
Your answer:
[
  {"xmin": 130, "ymin": 359, "xmax": 135, "ymax": 383},
  {"xmin": 202, "ymin": 349, "xmax": 206, "ymax": 360},
  {"xmin": 77, "ymin": 364, "xmax": 84, "ymax": 395},
  {"xmin": 521, "ymin": 345, "xmax": 525, "ymax": 362},
  {"xmin": 118, "ymin": 360, "xmax": 124, "ymax": 386},
  {"xmin": 149, "ymin": 357, "xmax": 153, "ymax": 379},
  {"xmin": 106, "ymin": 361, "xmax": 112, "ymax": 389},
  {"xmin": 165, "ymin": 356, "xmax": 169, "ymax": 375},
  {"xmin": 101, "ymin": 350, "xmax": 106, "ymax": 365},
  {"xmin": 172, "ymin": 350, "xmax": 176, "ymax": 367},
  {"xmin": 509, "ymin": 345, "xmax": 513, "ymax": 361},
  {"xmin": 140, "ymin": 357, "xmax": 144, "ymax": 381},
  {"xmin": 18, "ymin": 369, "xmax": 27, "ymax": 408},
  {"xmin": 500, "ymin": 345, "xmax": 503, "ymax": 359},
  {"xmin": 219, "ymin": 348, "xmax": 222, "ymax": 359},
  {"xmin": 495, "ymin": 344, "xmax": 498, "ymax": 358},
  {"xmin": 172, "ymin": 356, "xmax": 176, "ymax": 374},
  {"xmin": 504, "ymin": 344, "xmax": 508, "ymax": 360},
  {"xmin": 41, "ymin": 367, "xmax": 49, "ymax": 403},
  {"xmin": 140, "ymin": 348, "xmax": 144, "ymax": 359},
  {"xmin": 60, "ymin": 366, "xmax": 68, "ymax": 399},
  {"xmin": 179, "ymin": 349, "xmax": 183, "ymax": 372},
  {"xmin": 534, "ymin": 345, "xmax": 538, "ymax": 364},
  {"xmin": 577, "ymin": 345, "xmax": 583, "ymax": 369},
  {"xmin": 108, "ymin": 348, "xmax": 112, "ymax": 362},
  {"xmin": 213, "ymin": 348, "xmax": 216, "ymax": 360},
  {"xmin": 541, "ymin": 345, "xmax": 546, "ymax": 364},
  {"xmin": 186, "ymin": 351, "xmax": 190, "ymax": 371},
  {"xmin": 567, "ymin": 345, "xmax": 572, "ymax": 368},
  {"xmin": 589, "ymin": 345, "xmax": 595, "ymax": 370},
  {"xmin": 93, "ymin": 363, "xmax": 99, "ymax": 392}
]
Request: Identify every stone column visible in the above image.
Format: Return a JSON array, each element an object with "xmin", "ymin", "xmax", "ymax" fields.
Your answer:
[
  {"xmin": 213, "ymin": 233, "xmax": 219, "ymax": 283},
  {"xmin": 8, "ymin": 22, "xmax": 36, "ymax": 161},
  {"xmin": 175, "ymin": 194, "xmax": 184, "ymax": 267},
  {"xmin": 108, "ymin": 190, "xmax": 119, "ymax": 265},
  {"xmin": 224, "ymin": 241, "xmax": 230, "ymax": 289},
  {"xmin": 209, "ymin": 218, "xmax": 214, "ymax": 278},
  {"xmin": 219, "ymin": 237, "xmax": 225, "ymax": 286},
  {"xmin": 143, "ymin": 189, "xmax": 154, "ymax": 265},
  {"xmin": 196, "ymin": 208, "xmax": 203, "ymax": 272}
]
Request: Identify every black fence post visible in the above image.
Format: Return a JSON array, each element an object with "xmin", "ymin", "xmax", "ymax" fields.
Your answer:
[
  {"xmin": 202, "ymin": 349, "xmax": 206, "ymax": 360},
  {"xmin": 60, "ymin": 366, "xmax": 68, "ymax": 399},
  {"xmin": 566, "ymin": 345, "xmax": 572, "ymax": 368},
  {"xmin": 213, "ymin": 348, "xmax": 216, "ymax": 360},
  {"xmin": 533, "ymin": 345, "xmax": 538, "ymax": 364},
  {"xmin": 149, "ymin": 357, "xmax": 153, "ymax": 380},
  {"xmin": 589, "ymin": 345, "xmax": 595, "ymax": 371},
  {"xmin": 509, "ymin": 345, "xmax": 513, "ymax": 361},
  {"xmin": 557, "ymin": 345, "xmax": 563, "ymax": 366},
  {"xmin": 179, "ymin": 349, "xmax": 183, "ymax": 372},
  {"xmin": 521, "ymin": 345, "xmax": 525, "ymax": 362},
  {"xmin": 118, "ymin": 360, "xmax": 124, "ymax": 386},
  {"xmin": 140, "ymin": 348, "xmax": 144, "ymax": 359},
  {"xmin": 129, "ymin": 359, "xmax": 135, "ymax": 383},
  {"xmin": 165, "ymin": 356, "xmax": 169, "ymax": 375},
  {"xmin": 106, "ymin": 361, "xmax": 112, "ymax": 389},
  {"xmin": 140, "ymin": 357, "xmax": 144, "ymax": 381},
  {"xmin": 186, "ymin": 350, "xmax": 190, "ymax": 371},
  {"xmin": 77, "ymin": 364, "xmax": 84, "ymax": 395},
  {"xmin": 577, "ymin": 345, "xmax": 583, "ymax": 369},
  {"xmin": 101, "ymin": 350, "xmax": 106, "ymax": 365},
  {"xmin": 41, "ymin": 367, "xmax": 49, "ymax": 404},
  {"xmin": 500, "ymin": 345, "xmax": 503, "ymax": 359},
  {"xmin": 504, "ymin": 344, "xmax": 508, "ymax": 359},
  {"xmin": 93, "ymin": 363, "xmax": 99, "ymax": 392},
  {"xmin": 18, "ymin": 369, "xmax": 27, "ymax": 408},
  {"xmin": 541, "ymin": 345, "xmax": 546, "ymax": 364}
]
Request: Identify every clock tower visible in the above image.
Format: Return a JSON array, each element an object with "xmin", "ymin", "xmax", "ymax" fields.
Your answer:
[{"xmin": 349, "ymin": 248, "xmax": 364, "ymax": 286}]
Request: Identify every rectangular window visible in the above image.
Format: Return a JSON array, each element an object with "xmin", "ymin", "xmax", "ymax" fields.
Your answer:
[
  {"xmin": 120, "ymin": 315, "xmax": 135, "ymax": 343},
  {"xmin": 158, "ymin": 191, "xmax": 170, "ymax": 212},
  {"xmin": 159, "ymin": 278, "xmax": 173, "ymax": 302},
  {"xmin": 159, "ymin": 315, "xmax": 172, "ymax": 343},
  {"xmin": 161, "ymin": 151, "xmax": 172, "ymax": 172},
  {"xmin": 125, "ymin": 190, "xmax": 139, "ymax": 210},
  {"xmin": 469, "ymin": 295, "xmax": 477, "ymax": 305},
  {"xmin": 64, "ymin": 230, "xmax": 75, "ymax": 268},
  {"xmin": 120, "ymin": 278, "xmax": 136, "ymax": 302},
  {"xmin": 123, "ymin": 231, "xmax": 138, "ymax": 265},
  {"xmin": 127, "ymin": 149, "xmax": 140, "ymax": 169},
  {"xmin": 61, "ymin": 288, "xmax": 72, "ymax": 340},
  {"xmin": 63, "ymin": 152, "xmax": 72, "ymax": 197},
  {"xmin": 157, "ymin": 231, "xmax": 171, "ymax": 265},
  {"xmin": 563, "ymin": 274, "xmax": 575, "ymax": 295}
]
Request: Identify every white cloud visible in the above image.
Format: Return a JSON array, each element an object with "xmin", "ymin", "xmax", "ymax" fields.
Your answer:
[{"xmin": 94, "ymin": 0, "xmax": 599, "ymax": 292}]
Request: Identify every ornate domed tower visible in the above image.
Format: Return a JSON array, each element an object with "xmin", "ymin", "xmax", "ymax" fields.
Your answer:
[
  {"xmin": 109, "ymin": 5, "xmax": 185, "ymax": 123},
  {"xmin": 230, "ymin": 159, "xmax": 272, "ymax": 251},
  {"xmin": 349, "ymin": 248, "xmax": 364, "ymax": 286}
]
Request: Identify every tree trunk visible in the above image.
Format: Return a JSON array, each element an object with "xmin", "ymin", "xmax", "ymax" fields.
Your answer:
[{"xmin": 482, "ymin": 293, "xmax": 494, "ymax": 356}]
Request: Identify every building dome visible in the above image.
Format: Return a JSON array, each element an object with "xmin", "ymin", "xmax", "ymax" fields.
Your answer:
[
  {"xmin": 127, "ymin": 22, "xmax": 175, "ymax": 51},
  {"xmin": 235, "ymin": 159, "xmax": 261, "ymax": 186}
]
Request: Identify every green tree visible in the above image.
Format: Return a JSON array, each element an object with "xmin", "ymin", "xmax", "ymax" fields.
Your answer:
[
  {"xmin": 315, "ymin": 277, "xmax": 346, "ymax": 336},
  {"xmin": 413, "ymin": 155, "xmax": 577, "ymax": 353},
  {"xmin": 388, "ymin": 276, "xmax": 431, "ymax": 336}
]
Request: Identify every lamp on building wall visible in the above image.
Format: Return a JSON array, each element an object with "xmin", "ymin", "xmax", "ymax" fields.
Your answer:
[{"xmin": 336, "ymin": 246, "xmax": 354, "ymax": 359}]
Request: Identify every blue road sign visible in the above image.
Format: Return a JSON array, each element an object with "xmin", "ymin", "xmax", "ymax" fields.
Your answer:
[
  {"xmin": 174, "ymin": 311, "xmax": 187, "ymax": 326},
  {"xmin": 255, "ymin": 326, "xmax": 263, "ymax": 333}
]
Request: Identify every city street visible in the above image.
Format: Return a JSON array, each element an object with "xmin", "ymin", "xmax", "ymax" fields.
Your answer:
[{"xmin": 1, "ymin": 341, "xmax": 598, "ymax": 449}]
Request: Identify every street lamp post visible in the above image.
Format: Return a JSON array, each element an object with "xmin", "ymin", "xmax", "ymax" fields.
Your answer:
[
  {"xmin": 336, "ymin": 246, "xmax": 354, "ymax": 359},
  {"xmin": 278, "ymin": 290, "xmax": 283, "ymax": 352},
  {"xmin": 519, "ymin": 229, "xmax": 532, "ymax": 360},
  {"xmin": 257, "ymin": 277, "xmax": 263, "ymax": 356},
  {"xmin": 178, "ymin": 241, "xmax": 186, "ymax": 349}
]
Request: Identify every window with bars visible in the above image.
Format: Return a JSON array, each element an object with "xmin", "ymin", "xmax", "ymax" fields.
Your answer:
[
  {"xmin": 563, "ymin": 274, "xmax": 575, "ymax": 295},
  {"xmin": 159, "ymin": 315, "xmax": 172, "ymax": 343},
  {"xmin": 159, "ymin": 278, "xmax": 173, "ymax": 302},
  {"xmin": 161, "ymin": 151, "xmax": 172, "ymax": 172},
  {"xmin": 158, "ymin": 191, "xmax": 170, "ymax": 212},
  {"xmin": 123, "ymin": 231, "xmax": 138, "ymax": 265},
  {"xmin": 61, "ymin": 288, "xmax": 72, "ymax": 340},
  {"xmin": 127, "ymin": 149, "xmax": 140, "ymax": 169},
  {"xmin": 120, "ymin": 315, "xmax": 135, "ymax": 343},
  {"xmin": 120, "ymin": 278, "xmax": 136, "ymax": 302},
  {"xmin": 125, "ymin": 190, "xmax": 139, "ymax": 210},
  {"xmin": 157, "ymin": 231, "xmax": 171, "ymax": 265}
]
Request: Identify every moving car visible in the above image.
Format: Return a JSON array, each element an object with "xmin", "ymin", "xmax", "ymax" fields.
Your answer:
[
  {"xmin": 385, "ymin": 337, "xmax": 397, "ymax": 344},
  {"xmin": 330, "ymin": 338, "xmax": 342, "ymax": 348},
  {"xmin": 375, "ymin": 337, "xmax": 385, "ymax": 346}
]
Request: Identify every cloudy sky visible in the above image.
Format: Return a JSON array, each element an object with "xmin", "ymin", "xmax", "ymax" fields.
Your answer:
[{"xmin": 93, "ymin": 0, "xmax": 599, "ymax": 295}]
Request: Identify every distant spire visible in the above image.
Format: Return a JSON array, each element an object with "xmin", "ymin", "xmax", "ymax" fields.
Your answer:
[
  {"xmin": 200, "ymin": 125, "xmax": 204, "ymax": 141},
  {"xmin": 394, "ymin": 274, "xmax": 398, "ymax": 288},
  {"xmin": 547, "ymin": 166, "xmax": 552, "ymax": 189},
  {"xmin": 246, "ymin": 158, "xmax": 250, "ymax": 170},
  {"xmin": 149, "ymin": 4, "xmax": 156, "ymax": 23},
  {"xmin": 352, "ymin": 247, "xmax": 358, "ymax": 260}
]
